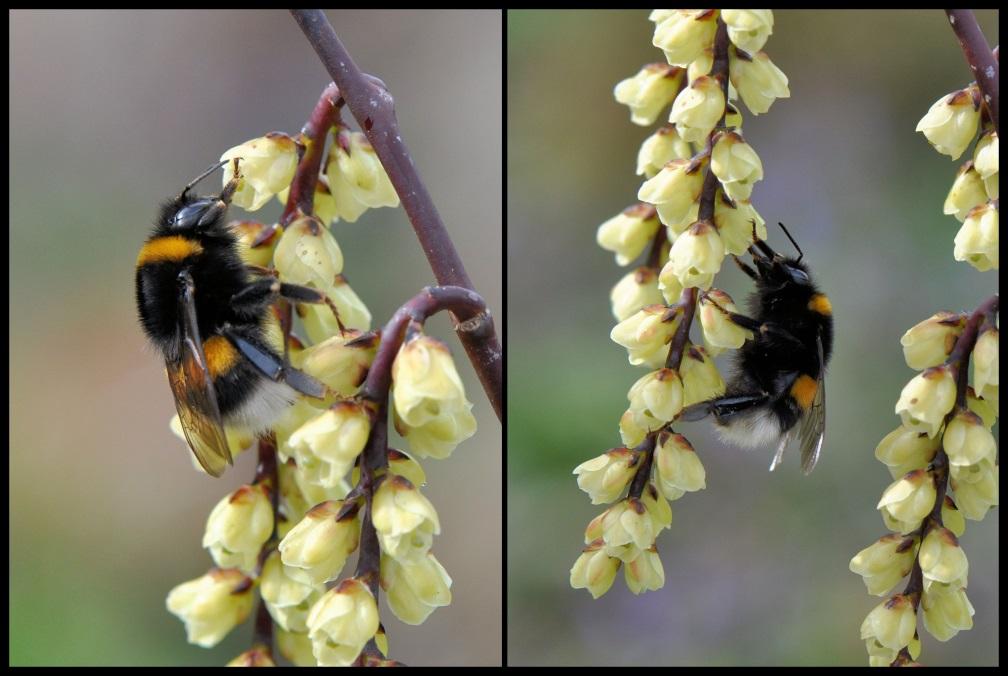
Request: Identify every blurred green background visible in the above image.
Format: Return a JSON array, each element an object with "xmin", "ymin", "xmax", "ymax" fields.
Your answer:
[
  {"xmin": 507, "ymin": 9, "xmax": 997, "ymax": 666},
  {"xmin": 10, "ymin": 10, "xmax": 501, "ymax": 667}
]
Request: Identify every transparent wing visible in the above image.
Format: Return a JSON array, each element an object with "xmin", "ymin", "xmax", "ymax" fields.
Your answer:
[
  {"xmin": 798, "ymin": 334, "xmax": 826, "ymax": 475},
  {"xmin": 165, "ymin": 271, "xmax": 232, "ymax": 477}
]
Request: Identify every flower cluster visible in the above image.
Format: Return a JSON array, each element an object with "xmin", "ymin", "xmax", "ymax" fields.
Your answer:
[
  {"xmin": 575, "ymin": 9, "xmax": 787, "ymax": 597},
  {"xmin": 851, "ymin": 35, "xmax": 999, "ymax": 660},
  {"xmin": 165, "ymin": 95, "xmax": 477, "ymax": 664}
]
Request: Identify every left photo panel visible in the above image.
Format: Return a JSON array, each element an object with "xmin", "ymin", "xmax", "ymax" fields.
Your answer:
[{"xmin": 9, "ymin": 9, "xmax": 502, "ymax": 666}]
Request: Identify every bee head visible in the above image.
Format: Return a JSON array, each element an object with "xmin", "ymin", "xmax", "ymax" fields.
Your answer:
[{"xmin": 160, "ymin": 159, "xmax": 242, "ymax": 235}]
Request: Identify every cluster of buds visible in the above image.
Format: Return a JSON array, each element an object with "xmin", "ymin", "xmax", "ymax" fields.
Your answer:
[
  {"xmin": 851, "ymin": 25, "xmax": 998, "ymax": 660},
  {"xmin": 575, "ymin": 9, "xmax": 787, "ymax": 597},
  {"xmin": 165, "ymin": 87, "xmax": 478, "ymax": 665}
]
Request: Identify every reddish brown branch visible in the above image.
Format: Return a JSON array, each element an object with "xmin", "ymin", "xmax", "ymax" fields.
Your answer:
[
  {"xmin": 945, "ymin": 10, "xmax": 999, "ymax": 136},
  {"xmin": 281, "ymin": 82, "xmax": 343, "ymax": 226}
]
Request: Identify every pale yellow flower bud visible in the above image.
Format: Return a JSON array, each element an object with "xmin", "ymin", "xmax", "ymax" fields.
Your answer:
[
  {"xmin": 260, "ymin": 550, "xmax": 324, "ymax": 633},
  {"xmin": 686, "ymin": 48, "xmax": 714, "ymax": 80},
  {"xmin": 324, "ymin": 152, "xmax": 369, "ymax": 223},
  {"xmin": 618, "ymin": 408, "xmax": 649, "ymax": 448},
  {"xmin": 166, "ymin": 568, "xmax": 255, "ymax": 648},
  {"xmin": 637, "ymin": 126, "xmax": 693, "ymax": 178},
  {"xmin": 332, "ymin": 129, "xmax": 399, "ymax": 209},
  {"xmin": 669, "ymin": 75, "xmax": 725, "ymax": 143},
  {"xmin": 877, "ymin": 469, "xmax": 937, "ymax": 533},
  {"xmin": 570, "ymin": 540, "xmax": 620, "ymax": 599},
  {"xmin": 850, "ymin": 534, "xmax": 917, "ymax": 596},
  {"xmin": 713, "ymin": 195, "xmax": 766, "ymax": 255},
  {"xmin": 651, "ymin": 10, "xmax": 717, "ymax": 67},
  {"xmin": 202, "ymin": 484, "xmax": 274, "ymax": 574},
  {"xmin": 656, "ymin": 258, "xmax": 685, "ymax": 305},
  {"xmin": 277, "ymin": 628, "xmax": 317, "ymax": 667},
  {"xmin": 624, "ymin": 545, "xmax": 665, "ymax": 594},
  {"xmin": 611, "ymin": 267, "xmax": 664, "ymax": 321},
  {"xmin": 921, "ymin": 583, "xmax": 974, "ymax": 642},
  {"xmin": 919, "ymin": 527, "xmax": 968, "ymax": 589},
  {"xmin": 610, "ymin": 305, "xmax": 680, "ymax": 368},
  {"xmin": 943, "ymin": 410, "xmax": 996, "ymax": 468},
  {"xmin": 953, "ymin": 202, "xmax": 998, "ymax": 271},
  {"xmin": 894, "ymin": 366, "xmax": 957, "ymax": 438},
  {"xmin": 392, "ymin": 334, "xmax": 476, "ymax": 459},
  {"xmin": 900, "ymin": 311, "xmax": 965, "ymax": 370},
  {"xmin": 596, "ymin": 204, "xmax": 661, "ymax": 266},
  {"xmin": 279, "ymin": 500, "xmax": 360, "ymax": 587},
  {"xmin": 276, "ymin": 176, "xmax": 339, "ymax": 226},
  {"xmin": 729, "ymin": 48, "xmax": 789, "ymax": 115},
  {"xmin": 711, "ymin": 131, "xmax": 763, "ymax": 202},
  {"xmin": 973, "ymin": 130, "xmax": 998, "ymax": 179},
  {"xmin": 966, "ymin": 387, "xmax": 997, "ymax": 428},
  {"xmin": 614, "ymin": 63, "xmax": 684, "ymax": 126},
  {"xmin": 287, "ymin": 402, "xmax": 372, "ymax": 488},
  {"xmin": 667, "ymin": 220, "xmax": 725, "ymax": 290},
  {"xmin": 949, "ymin": 459, "xmax": 998, "ymax": 520},
  {"xmin": 306, "ymin": 578, "xmax": 380, "ymax": 667},
  {"xmin": 573, "ymin": 447, "xmax": 641, "ymax": 505},
  {"xmin": 300, "ymin": 276, "xmax": 372, "ymax": 343},
  {"xmin": 874, "ymin": 425, "xmax": 939, "ymax": 479},
  {"xmin": 660, "ymin": 201, "xmax": 700, "ymax": 241},
  {"xmin": 227, "ymin": 646, "xmax": 276, "ymax": 667},
  {"xmin": 221, "ymin": 133, "xmax": 299, "ymax": 211},
  {"xmin": 679, "ymin": 344, "xmax": 725, "ymax": 406},
  {"xmin": 388, "ymin": 448, "xmax": 427, "ymax": 489},
  {"xmin": 653, "ymin": 431, "xmax": 706, "ymax": 497},
  {"xmin": 943, "ymin": 162, "xmax": 989, "ymax": 222},
  {"xmin": 300, "ymin": 330, "xmax": 378, "ymax": 398},
  {"xmin": 600, "ymin": 497, "xmax": 655, "ymax": 551},
  {"xmin": 720, "ymin": 9, "xmax": 774, "ymax": 54},
  {"xmin": 641, "ymin": 483, "xmax": 673, "ymax": 532},
  {"xmin": 372, "ymin": 475, "xmax": 440, "ymax": 561},
  {"xmin": 274, "ymin": 216, "xmax": 344, "ymax": 289},
  {"xmin": 627, "ymin": 368, "xmax": 685, "ymax": 426},
  {"xmin": 972, "ymin": 326, "xmax": 998, "ymax": 401},
  {"xmin": 941, "ymin": 496, "xmax": 967, "ymax": 537},
  {"xmin": 699, "ymin": 289, "xmax": 753, "ymax": 350},
  {"xmin": 915, "ymin": 87, "xmax": 981, "ymax": 160},
  {"xmin": 380, "ymin": 552, "xmax": 452, "ymax": 625},
  {"xmin": 638, "ymin": 158, "xmax": 706, "ymax": 226},
  {"xmin": 859, "ymin": 594, "xmax": 917, "ymax": 651}
]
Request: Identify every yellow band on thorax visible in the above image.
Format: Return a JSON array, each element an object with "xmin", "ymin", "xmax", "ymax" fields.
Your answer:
[
  {"xmin": 136, "ymin": 236, "xmax": 203, "ymax": 267},
  {"xmin": 808, "ymin": 294, "xmax": 832, "ymax": 316}
]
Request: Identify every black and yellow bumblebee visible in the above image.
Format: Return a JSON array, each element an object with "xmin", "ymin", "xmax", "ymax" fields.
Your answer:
[
  {"xmin": 680, "ymin": 224, "xmax": 833, "ymax": 474},
  {"xmin": 135, "ymin": 160, "xmax": 330, "ymax": 476}
]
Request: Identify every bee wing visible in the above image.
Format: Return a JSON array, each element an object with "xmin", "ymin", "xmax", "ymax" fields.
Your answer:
[
  {"xmin": 165, "ymin": 271, "xmax": 233, "ymax": 477},
  {"xmin": 798, "ymin": 334, "xmax": 826, "ymax": 475}
]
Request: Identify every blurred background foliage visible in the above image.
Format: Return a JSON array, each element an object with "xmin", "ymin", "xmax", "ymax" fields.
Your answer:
[
  {"xmin": 507, "ymin": 9, "xmax": 997, "ymax": 666},
  {"xmin": 9, "ymin": 10, "xmax": 501, "ymax": 666}
]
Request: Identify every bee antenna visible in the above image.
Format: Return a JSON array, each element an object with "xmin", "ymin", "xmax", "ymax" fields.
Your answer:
[
  {"xmin": 179, "ymin": 159, "xmax": 230, "ymax": 198},
  {"xmin": 777, "ymin": 222, "xmax": 803, "ymax": 263}
]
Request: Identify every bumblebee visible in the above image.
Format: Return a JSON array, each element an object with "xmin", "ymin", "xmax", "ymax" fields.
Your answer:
[
  {"xmin": 680, "ymin": 224, "xmax": 833, "ymax": 474},
  {"xmin": 135, "ymin": 160, "xmax": 330, "ymax": 476}
]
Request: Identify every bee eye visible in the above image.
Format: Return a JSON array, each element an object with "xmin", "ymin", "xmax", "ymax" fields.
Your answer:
[{"xmin": 783, "ymin": 265, "xmax": 809, "ymax": 285}]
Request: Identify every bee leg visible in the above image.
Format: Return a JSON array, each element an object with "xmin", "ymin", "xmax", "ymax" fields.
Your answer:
[
  {"xmin": 275, "ymin": 283, "xmax": 347, "ymax": 333},
  {"xmin": 700, "ymin": 296, "xmax": 806, "ymax": 351},
  {"xmin": 731, "ymin": 255, "xmax": 760, "ymax": 281},
  {"xmin": 679, "ymin": 392, "xmax": 770, "ymax": 422},
  {"xmin": 220, "ymin": 326, "xmax": 327, "ymax": 399}
]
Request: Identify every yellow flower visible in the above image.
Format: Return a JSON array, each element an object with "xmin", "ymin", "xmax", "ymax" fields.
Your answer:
[
  {"xmin": 573, "ymin": 447, "xmax": 641, "ymax": 505},
  {"xmin": 230, "ymin": 220, "xmax": 279, "ymax": 268},
  {"xmin": 651, "ymin": 9, "xmax": 718, "ymax": 67},
  {"xmin": 899, "ymin": 311, "xmax": 965, "ymax": 370},
  {"xmin": 713, "ymin": 195, "xmax": 766, "ymax": 255},
  {"xmin": 227, "ymin": 646, "xmax": 276, "ymax": 667},
  {"xmin": 598, "ymin": 497, "xmax": 656, "ymax": 552},
  {"xmin": 614, "ymin": 63, "xmax": 684, "ymax": 126},
  {"xmin": 915, "ymin": 86, "xmax": 981, "ymax": 160},
  {"xmin": 306, "ymin": 578, "xmax": 380, "ymax": 667},
  {"xmin": 666, "ymin": 220, "xmax": 725, "ymax": 290},
  {"xmin": 973, "ymin": 130, "xmax": 998, "ymax": 179},
  {"xmin": 877, "ymin": 469, "xmax": 937, "ymax": 533},
  {"xmin": 387, "ymin": 448, "xmax": 427, "ymax": 489},
  {"xmin": 660, "ymin": 201, "xmax": 699, "ymax": 241},
  {"xmin": 669, "ymin": 75, "xmax": 725, "ymax": 143},
  {"xmin": 943, "ymin": 410, "xmax": 997, "ymax": 468},
  {"xmin": 273, "ymin": 215, "xmax": 344, "ymax": 290},
  {"xmin": 324, "ymin": 151, "xmax": 370, "ymax": 223},
  {"xmin": 972, "ymin": 326, "xmax": 998, "ymax": 401},
  {"xmin": 699, "ymin": 289, "xmax": 753, "ymax": 350},
  {"xmin": 596, "ymin": 204, "xmax": 661, "ymax": 266},
  {"xmin": 874, "ymin": 425, "xmax": 939, "ymax": 479},
  {"xmin": 637, "ymin": 126, "xmax": 693, "ymax": 178},
  {"xmin": 949, "ymin": 459, "xmax": 998, "ymax": 520},
  {"xmin": 920, "ymin": 583, "xmax": 975, "ymax": 641},
  {"xmin": 653, "ymin": 431, "xmax": 706, "ymax": 498},
  {"xmin": 202, "ymin": 484, "xmax": 274, "ymax": 574},
  {"xmin": 720, "ymin": 9, "xmax": 774, "ymax": 54},
  {"xmin": 331, "ymin": 128, "xmax": 399, "ymax": 209},
  {"xmin": 894, "ymin": 365, "xmax": 956, "ymax": 438},
  {"xmin": 287, "ymin": 402, "xmax": 372, "ymax": 488},
  {"xmin": 679, "ymin": 344, "xmax": 725, "ymax": 406},
  {"xmin": 624, "ymin": 545, "xmax": 665, "ymax": 594},
  {"xmin": 943, "ymin": 162, "xmax": 989, "ymax": 222},
  {"xmin": 859, "ymin": 594, "xmax": 917, "ymax": 651},
  {"xmin": 278, "ymin": 500, "xmax": 360, "ymax": 587},
  {"xmin": 380, "ymin": 552, "xmax": 452, "ymax": 625},
  {"xmin": 570, "ymin": 539, "xmax": 620, "ymax": 599},
  {"xmin": 918, "ymin": 527, "xmax": 968, "ymax": 589},
  {"xmin": 166, "ymin": 568, "xmax": 255, "ymax": 648},
  {"xmin": 610, "ymin": 305, "xmax": 680, "ymax": 369},
  {"xmin": 300, "ymin": 275, "xmax": 372, "ymax": 343},
  {"xmin": 941, "ymin": 496, "xmax": 967, "ymax": 537},
  {"xmin": 611, "ymin": 267, "xmax": 664, "ymax": 322},
  {"xmin": 711, "ymin": 131, "xmax": 764, "ymax": 201},
  {"xmin": 728, "ymin": 48, "xmax": 789, "ymax": 115},
  {"xmin": 627, "ymin": 368, "xmax": 685, "ymax": 427},
  {"xmin": 849, "ymin": 533, "xmax": 918, "ymax": 596},
  {"xmin": 638, "ymin": 158, "xmax": 706, "ymax": 226},
  {"xmin": 953, "ymin": 202, "xmax": 998, "ymax": 271},
  {"xmin": 656, "ymin": 257, "xmax": 685, "ymax": 304},
  {"xmin": 260, "ymin": 550, "xmax": 324, "ymax": 633},
  {"xmin": 372, "ymin": 475, "xmax": 440, "ymax": 561},
  {"xmin": 221, "ymin": 133, "xmax": 299, "ymax": 210},
  {"xmin": 277, "ymin": 628, "xmax": 318, "ymax": 667},
  {"xmin": 300, "ymin": 329, "xmax": 378, "ymax": 398}
]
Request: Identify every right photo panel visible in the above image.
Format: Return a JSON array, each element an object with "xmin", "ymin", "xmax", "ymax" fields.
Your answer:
[{"xmin": 507, "ymin": 9, "xmax": 999, "ymax": 667}]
